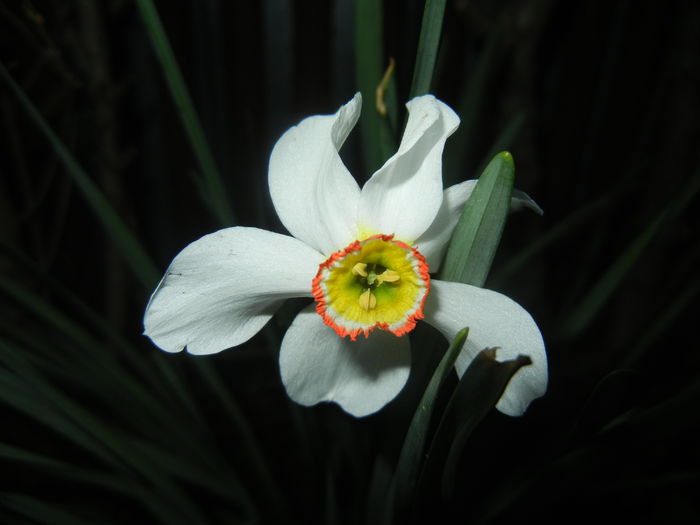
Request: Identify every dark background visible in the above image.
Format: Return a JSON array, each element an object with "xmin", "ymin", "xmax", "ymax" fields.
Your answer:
[{"xmin": 1, "ymin": 0, "xmax": 699, "ymax": 523}]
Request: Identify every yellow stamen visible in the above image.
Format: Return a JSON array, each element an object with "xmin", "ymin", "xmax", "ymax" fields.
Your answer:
[
  {"xmin": 352, "ymin": 262, "xmax": 368, "ymax": 278},
  {"xmin": 359, "ymin": 289, "xmax": 377, "ymax": 310},
  {"xmin": 376, "ymin": 269, "xmax": 400, "ymax": 284}
]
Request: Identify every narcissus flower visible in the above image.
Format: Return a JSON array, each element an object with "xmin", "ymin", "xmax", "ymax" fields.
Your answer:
[{"xmin": 144, "ymin": 94, "xmax": 547, "ymax": 417}]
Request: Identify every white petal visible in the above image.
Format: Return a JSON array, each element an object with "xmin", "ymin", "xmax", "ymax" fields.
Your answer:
[
  {"xmin": 279, "ymin": 305, "xmax": 411, "ymax": 417},
  {"xmin": 423, "ymin": 280, "xmax": 547, "ymax": 416},
  {"xmin": 268, "ymin": 94, "xmax": 362, "ymax": 255},
  {"xmin": 414, "ymin": 179, "xmax": 476, "ymax": 270},
  {"xmin": 358, "ymin": 95, "xmax": 460, "ymax": 243},
  {"xmin": 415, "ymin": 182, "xmax": 544, "ymax": 272},
  {"xmin": 144, "ymin": 227, "xmax": 324, "ymax": 355}
]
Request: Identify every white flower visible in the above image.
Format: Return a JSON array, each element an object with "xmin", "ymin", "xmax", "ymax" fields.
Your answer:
[{"xmin": 143, "ymin": 94, "xmax": 548, "ymax": 417}]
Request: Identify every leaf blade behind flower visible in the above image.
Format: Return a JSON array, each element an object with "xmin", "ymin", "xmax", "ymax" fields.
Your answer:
[
  {"xmin": 419, "ymin": 348, "xmax": 532, "ymax": 502},
  {"xmin": 392, "ymin": 327, "xmax": 469, "ymax": 509},
  {"xmin": 440, "ymin": 151, "xmax": 515, "ymax": 287},
  {"xmin": 409, "ymin": 0, "xmax": 447, "ymax": 98},
  {"xmin": 355, "ymin": 0, "xmax": 396, "ymax": 174}
]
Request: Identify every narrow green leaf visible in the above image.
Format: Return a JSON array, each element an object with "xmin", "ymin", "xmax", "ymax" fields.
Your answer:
[
  {"xmin": 0, "ymin": 340, "xmax": 255, "ymax": 519},
  {"xmin": 193, "ymin": 359, "xmax": 285, "ymax": 517},
  {"xmin": 601, "ymin": 373, "xmax": 700, "ymax": 441},
  {"xmin": 0, "ymin": 244, "xmax": 134, "ymax": 355},
  {"xmin": 0, "ymin": 62, "xmax": 159, "ymax": 289},
  {"xmin": 0, "ymin": 280, "xmax": 186, "ymax": 434},
  {"xmin": 491, "ymin": 192, "xmax": 613, "ymax": 286},
  {"xmin": 623, "ymin": 276, "xmax": 700, "ymax": 367},
  {"xmin": 393, "ymin": 328, "xmax": 469, "ymax": 506},
  {"xmin": 365, "ymin": 457, "xmax": 394, "ymax": 525},
  {"xmin": 478, "ymin": 111, "xmax": 527, "ymax": 175},
  {"xmin": 0, "ymin": 245, "xmax": 183, "ymax": 409},
  {"xmin": 0, "ymin": 367, "xmax": 123, "ymax": 470},
  {"xmin": 444, "ymin": 28, "xmax": 501, "ymax": 185},
  {"xmin": 561, "ymin": 170, "xmax": 700, "ymax": 337},
  {"xmin": 440, "ymin": 152, "xmax": 515, "ymax": 286},
  {"xmin": 0, "ymin": 493, "xmax": 94, "ymax": 525},
  {"xmin": 324, "ymin": 464, "xmax": 339, "ymax": 525},
  {"xmin": 134, "ymin": 0, "xmax": 236, "ymax": 226},
  {"xmin": 409, "ymin": 0, "xmax": 447, "ymax": 98},
  {"xmin": 419, "ymin": 348, "xmax": 532, "ymax": 500},
  {"xmin": 355, "ymin": 0, "xmax": 394, "ymax": 173},
  {"xmin": 561, "ymin": 209, "xmax": 668, "ymax": 336},
  {"xmin": 0, "ymin": 442, "xmax": 139, "ymax": 497},
  {"xmin": 0, "ymin": 276, "xmax": 101, "ymax": 352}
]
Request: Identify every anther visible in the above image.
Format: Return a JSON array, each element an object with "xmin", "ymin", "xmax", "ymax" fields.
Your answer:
[
  {"xmin": 352, "ymin": 262, "xmax": 368, "ymax": 278},
  {"xmin": 359, "ymin": 289, "xmax": 377, "ymax": 310},
  {"xmin": 376, "ymin": 270, "xmax": 400, "ymax": 284}
]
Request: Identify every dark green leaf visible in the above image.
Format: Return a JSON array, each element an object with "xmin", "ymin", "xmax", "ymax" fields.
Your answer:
[
  {"xmin": 419, "ymin": 348, "xmax": 532, "ymax": 500},
  {"xmin": 0, "ymin": 493, "xmax": 94, "ymax": 525},
  {"xmin": 355, "ymin": 0, "xmax": 395, "ymax": 173},
  {"xmin": 134, "ymin": 0, "xmax": 236, "ymax": 226},
  {"xmin": 561, "ymin": 169, "xmax": 700, "ymax": 337},
  {"xmin": 409, "ymin": 0, "xmax": 447, "ymax": 98},
  {"xmin": 393, "ymin": 328, "xmax": 469, "ymax": 507},
  {"xmin": 0, "ymin": 62, "xmax": 160, "ymax": 289},
  {"xmin": 440, "ymin": 152, "xmax": 515, "ymax": 286}
]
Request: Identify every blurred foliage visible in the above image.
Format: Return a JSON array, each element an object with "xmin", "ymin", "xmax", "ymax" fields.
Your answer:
[{"xmin": 1, "ymin": 0, "xmax": 699, "ymax": 523}]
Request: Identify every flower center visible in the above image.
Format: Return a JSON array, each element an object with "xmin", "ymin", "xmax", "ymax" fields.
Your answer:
[
  {"xmin": 351, "ymin": 262, "xmax": 401, "ymax": 311},
  {"xmin": 312, "ymin": 234, "xmax": 430, "ymax": 340}
]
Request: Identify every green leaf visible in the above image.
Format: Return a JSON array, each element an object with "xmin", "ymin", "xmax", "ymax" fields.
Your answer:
[
  {"xmin": 0, "ymin": 340, "xmax": 256, "ymax": 520},
  {"xmin": 440, "ymin": 151, "xmax": 515, "ymax": 287},
  {"xmin": 0, "ymin": 62, "xmax": 160, "ymax": 290},
  {"xmin": 419, "ymin": 348, "xmax": 532, "ymax": 500},
  {"xmin": 623, "ymin": 275, "xmax": 700, "ymax": 367},
  {"xmin": 491, "ymin": 192, "xmax": 613, "ymax": 287},
  {"xmin": 193, "ymin": 359, "xmax": 285, "ymax": 518},
  {"xmin": 561, "ymin": 169, "xmax": 700, "ymax": 337},
  {"xmin": 365, "ymin": 457, "xmax": 394, "ymax": 525},
  {"xmin": 355, "ymin": 0, "xmax": 395, "ymax": 173},
  {"xmin": 478, "ymin": 111, "xmax": 527, "ymax": 175},
  {"xmin": 392, "ymin": 328, "xmax": 469, "ymax": 507},
  {"xmin": 0, "ymin": 442, "xmax": 139, "ymax": 497},
  {"xmin": 0, "ymin": 279, "xmax": 180, "ymax": 430},
  {"xmin": 0, "ymin": 493, "xmax": 94, "ymax": 525},
  {"xmin": 409, "ymin": 0, "xmax": 447, "ymax": 98},
  {"xmin": 443, "ymin": 28, "xmax": 501, "ymax": 185},
  {"xmin": 134, "ymin": 0, "xmax": 236, "ymax": 227}
]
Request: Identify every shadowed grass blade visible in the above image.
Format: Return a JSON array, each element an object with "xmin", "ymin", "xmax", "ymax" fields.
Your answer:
[
  {"xmin": 444, "ymin": 29, "xmax": 501, "ymax": 185},
  {"xmin": 561, "ymin": 169, "xmax": 700, "ymax": 337},
  {"xmin": 419, "ymin": 348, "xmax": 532, "ymax": 500},
  {"xmin": 623, "ymin": 276, "xmax": 700, "ymax": 367},
  {"xmin": 0, "ymin": 441, "xmax": 138, "ymax": 495},
  {"xmin": 193, "ymin": 359, "xmax": 286, "ymax": 519},
  {"xmin": 393, "ymin": 328, "xmax": 469, "ymax": 508},
  {"xmin": 491, "ymin": 192, "xmax": 613, "ymax": 286},
  {"xmin": 0, "ymin": 340, "xmax": 256, "ymax": 521},
  {"xmin": 0, "ymin": 493, "xmax": 94, "ymax": 525},
  {"xmin": 0, "ymin": 62, "xmax": 159, "ymax": 289},
  {"xmin": 478, "ymin": 111, "xmax": 527, "ymax": 175},
  {"xmin": 134, "ymin": 0, "xmax": 236, "ymax": 226}
]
